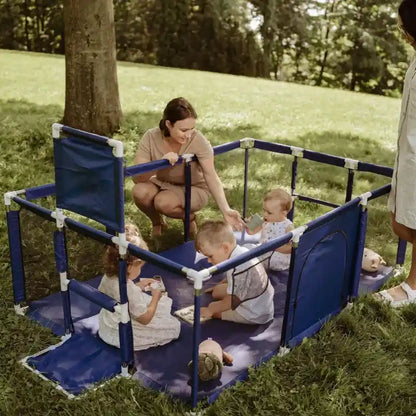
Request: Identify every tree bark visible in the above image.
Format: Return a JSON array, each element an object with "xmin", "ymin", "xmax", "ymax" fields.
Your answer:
[{"xmin": 63, "ymin": 0, "xmax": 122, "ymax": 135}]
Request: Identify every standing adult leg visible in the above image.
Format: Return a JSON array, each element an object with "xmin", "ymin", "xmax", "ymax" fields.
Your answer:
[{"xmin": 381, "ymin": 214, "xmax": 416, "ymax": 300}]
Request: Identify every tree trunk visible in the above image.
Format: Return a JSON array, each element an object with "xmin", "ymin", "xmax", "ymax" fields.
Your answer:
[{"xmin": 63, "ymin": 0, "xmax": 122, "ymax": 135}]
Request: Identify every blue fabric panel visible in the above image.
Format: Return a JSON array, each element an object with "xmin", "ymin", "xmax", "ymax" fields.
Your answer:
[
  {"xmin": 283, "ymin": 202, "xmax": 361, "ymax": 347},
  {"xmin": 53, "ymin": 136, "xmax": 124, "ymax": 232},
  {"xmin": 27, "ymin": 241, "xmax": 288, "ymax": 402},
  {"xmin": 27, "ymin": 333, "xmax": 121, "ymax": 395},
  {"xmin": 69, "ymin": 279, "xmax": 118, "ymax": 312},
  {"xmin": 53, "ymin": 230, "xmax": 67, "ymax": 273},
  {"xmin": 7, "ymin": 210, "xmax": 26, "ymax": 304},
  {"xmin": 25, "ymin": 183, "xmax": 56, "ymax": 200}
]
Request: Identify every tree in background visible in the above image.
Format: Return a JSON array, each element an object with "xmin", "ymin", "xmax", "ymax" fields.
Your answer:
[
  {"xmin": 63, "ymin": 0, "xmax": 122, "ymax": 135},
  {"xmin": 0, "ymin": 0, "xmax": 411, "ymax": 96}
]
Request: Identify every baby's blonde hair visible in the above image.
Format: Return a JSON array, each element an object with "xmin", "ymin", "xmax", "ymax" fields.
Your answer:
[
  {"xmin": 264, "ymin": 188, "xmax": 293, "ymax": 212},
  {"xmin": 195, "ymin": 220, "xmax": 235, "ymax": 251},
  {"xmin": 103, "ymin": 223, "xmax": 148, "ymax": 277}
]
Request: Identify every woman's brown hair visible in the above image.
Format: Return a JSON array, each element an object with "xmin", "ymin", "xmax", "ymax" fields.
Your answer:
[{"xmin": 159, "ymin": 97, "xmax": 198, "ymax": 137}]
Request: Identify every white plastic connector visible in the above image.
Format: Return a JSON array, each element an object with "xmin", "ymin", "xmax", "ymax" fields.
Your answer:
[
  {"xmin": 112, "ymin": 233, "xmax": 129, "ymax": 256},
  {"xmin": 183, "ymin": 268, "xmax": 211, "ymax": 290},
  {"xmin": 121, "ymin": 366, "xmax": 129, "ymax": 377},
  {"xmin": 278, "ymin": 346, "xmax": 291, "ymax": 356},
  {"xmin": 60, "ymin": 272, "xmax": 70, "ymax": 291},
  {"xmin": 61, "ymin": 333, "xmax": 72, "ymax": 342},
  {"xmin": 52, "ymin": 123, "xmax": 63, "ymax": 139},
  {"xmin": 14, "ymin": 304, "xmax": 28, "ymax": 316},
  {"xmin": 107, "ymin": 138, "xmax": 124, "ymax": 158},
  {"xmin": 344, "ymin": 158, "xmax": 358, "ymax": 170},
  {"xmin": 359, "ymin": 191, "xmax": 372, "ymax": 207},
  {"xmin": 182, "ymin": 153, "xmax": 194, "ymax": 163},
  {"xmin": 240, "ymin": 137, "xmax": 255, "ymax": 149},
  {"xmin": 291, "ymin": 146, "xmax": 304, "ymax": 157},
  {"xmin": 291, "ymin": 225, "xmax": 307, "ymax": 244},
  {"xmin": 4, "ymin": 189, "xmax": 25, "ymax": 206},
  {"xmin": 52, "ymin": 208, "xmax": 66, "ymax": 229}
]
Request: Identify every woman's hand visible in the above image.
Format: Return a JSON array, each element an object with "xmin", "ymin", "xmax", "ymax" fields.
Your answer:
[
  {"xmin": 223, "ymin": 209, "xmax": 244, "ymax": 231},
  {"xmin": 200, "ymin": 307, "xmax": 213, "ymax": 319},
  {"xmin": 162, "ymin": 152, "xmax": 179, "ymax": 166}
]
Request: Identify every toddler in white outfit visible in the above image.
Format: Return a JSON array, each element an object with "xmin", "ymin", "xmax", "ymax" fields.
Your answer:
[{"xmin": 245, "ymin": 188, "xmax": 294, "ymax": 271}]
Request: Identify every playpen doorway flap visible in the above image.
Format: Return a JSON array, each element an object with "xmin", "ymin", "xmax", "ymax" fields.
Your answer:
[{"xmin": 282, "ymin": 201, "xmax": 362, "ymax": 347}]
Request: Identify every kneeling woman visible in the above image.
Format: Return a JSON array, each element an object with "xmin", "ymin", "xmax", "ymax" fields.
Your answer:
[
  {"xmin": 132, "ymin": 97, "xmax": 243, "ymax": 236},
  {"xmin": 98, "ymin": 224, "xmax": 180, "ymax": 350}
]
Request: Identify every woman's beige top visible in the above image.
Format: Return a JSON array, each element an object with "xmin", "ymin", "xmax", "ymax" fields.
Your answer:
[{"xmin": 136, "ymin": 127, "xmax": 214, "ymax": 189}]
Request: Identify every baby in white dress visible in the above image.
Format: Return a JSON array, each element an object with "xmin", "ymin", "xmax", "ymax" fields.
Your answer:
[{"xmin": 245, "ymin": 188, "xmax": 294, "ymax": 271}]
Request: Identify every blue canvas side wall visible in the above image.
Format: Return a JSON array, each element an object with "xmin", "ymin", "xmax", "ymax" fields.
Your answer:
[{"xmin": 282, "ymin": 200, "xmax": 362, "ymax": 347}]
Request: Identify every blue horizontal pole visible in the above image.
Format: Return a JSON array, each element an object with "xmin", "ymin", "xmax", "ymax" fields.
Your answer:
[
  {"xmin": 367, "ymin": 184, "xmax": 391, "ymax": 200},
  {"xmin": 212, "ymin": 233, "xmax": 293, "ymax": 275},
  {"xmin": 64, "ymin": 218, "xmax": 114, "ymax": 245},
  {"xmin": 25, "ymin": 183, "xmax": 56, "ymax": 200},
  {"xmin": 12, "ymin": 196, "xmax": 54, "ymax": 221},
  {"xmin": 295, "ymin": 194, "xmax": 340, "ymax": 208},
  {"xmin": 213, "ymin": 141, "xmax": 241, "ymax": 155},
  {"xmin": 306, "ymin": 197, "xmax": 361, "ymax": 231},
  {"xmin": 61, "ymin": 125, "xmax": 110, "ymax": 146},
  {"xmin": 358, "ymin": 162, "xmax": 393, "ymax": 178},
  {"xmin": 253, "ymin": 140, "xmax": 292, "ymax": 155},
  {"xmin": 128, "ymin": 244, "xmax": 186, "ymax": 275},
  {"xmin": 69, "ymin": 279, "xmax": 118, "ymax": 312}
]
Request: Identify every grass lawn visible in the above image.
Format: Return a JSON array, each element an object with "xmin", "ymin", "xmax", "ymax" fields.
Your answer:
[{"xmin": 1, "ymin": 49, "xmax": 416, "ymax": 415}]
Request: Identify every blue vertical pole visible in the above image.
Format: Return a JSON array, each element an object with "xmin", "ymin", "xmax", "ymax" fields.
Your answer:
[
  {"xmin": 54, "ymin": 228, "xmax": 73, "ymax": 334},
  {"xmin": 351, "ymin": 204, "xmax": 367, "ymax": 298},
  {"xmin": 396, "ymin": 238, "xmax": 407, "ymax": 265},
  {"xmin": 191, "ymin": 289, "xmax": 202, "ymax": 408},
  {"xmin": 243, "ymin": 148, "xmax": 249, "ymax": 219},
  {"xmin": 6, "ymin": 209, "xmax": 26, "ymax": 306},
  {"xmin": 280, "ymin": 233, "xmax": 299, "ymax": 347},
  {"xmin": 118, "ymin": 258, "xmax": 134, "ymax": 370},
  {"xmin": 289, "ymin": 157, "xmax": 298, "ymax": 222},
  {"xmin": 184, "ymin": 161, "xmax": 192, "ymax": 242},
  {"xmin": 346, "ymin": 170, "xmax": 355, "ymax": 203}
]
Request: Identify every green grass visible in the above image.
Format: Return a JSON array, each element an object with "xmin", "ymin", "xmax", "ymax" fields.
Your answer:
[{"xmin": 0, "ymin": 49, "xmax": 414, "ymax": 415}]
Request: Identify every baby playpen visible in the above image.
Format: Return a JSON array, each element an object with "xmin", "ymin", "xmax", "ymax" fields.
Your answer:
[{"xmin": 4, "ymin": 124, "xmax": 403, "ymax": 408}]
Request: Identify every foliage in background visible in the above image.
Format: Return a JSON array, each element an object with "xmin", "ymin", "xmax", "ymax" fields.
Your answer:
[
  {"xmin": 0, "ymin": 0, "xmax": 411, "ymax": 95},
  {"xmin": 0, "ymin": 50, "xmax": 415, "ymax": 415}
]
